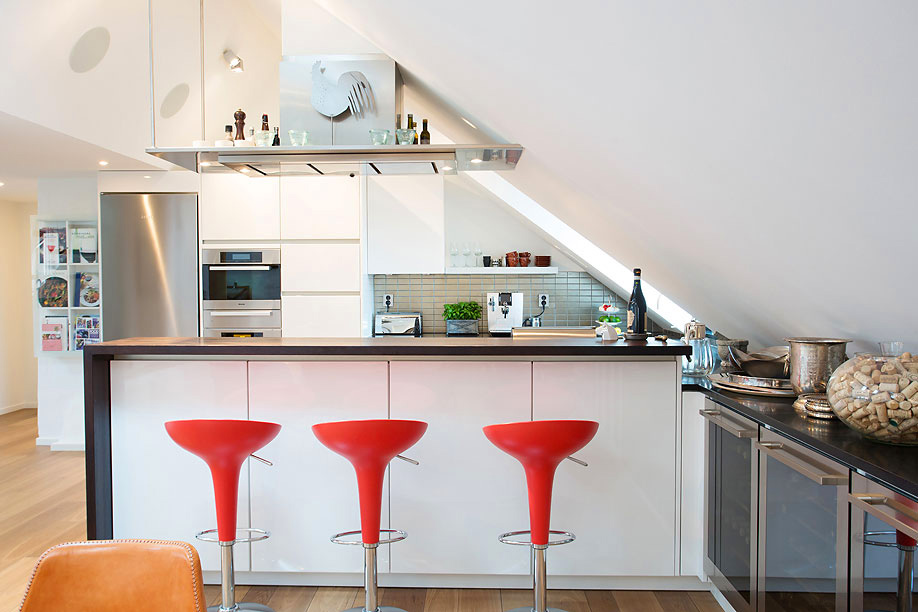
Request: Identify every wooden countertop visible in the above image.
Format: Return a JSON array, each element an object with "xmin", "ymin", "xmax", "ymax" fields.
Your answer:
[{"xmin": 85, "ymin": 336, "xmax": 691, "ymax": 358}]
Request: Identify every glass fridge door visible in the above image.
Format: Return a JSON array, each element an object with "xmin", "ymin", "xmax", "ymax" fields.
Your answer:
[{"xmin": 756, "ymin": 429, "xmax": 849, "ymax": 612}]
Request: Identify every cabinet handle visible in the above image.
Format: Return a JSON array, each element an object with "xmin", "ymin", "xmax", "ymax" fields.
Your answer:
[
  {"xmin": 209, "ymin": 310, "xmax": 274, "ymax": 317},
  {"xmin": 699, "ymin": 409, "xmax": 756, "ymax": 439},
  {"xmin": 849, "ymin": 493, "xmax": 918, "ymax": 542},
  {"xmin": 755, "ymin": 441, "xmax": 847, "ymax": 486},
  {"xmin": 208, "ymin": 265, "xmax": 271, "ymax": 271}
]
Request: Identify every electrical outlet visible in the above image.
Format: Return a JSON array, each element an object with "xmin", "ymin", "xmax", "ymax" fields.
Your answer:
[
  {"xmin": 384, "ymin": 294, "xmax": 393, "ymax": 309},
  {"xmin": 539, "ymin": 294, "xmax": 549, "ymax": 308}
]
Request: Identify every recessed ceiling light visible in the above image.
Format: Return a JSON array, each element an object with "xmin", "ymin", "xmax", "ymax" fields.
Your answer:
[
  {"xmin": 98, "ymin": 160, "xmax": 109, "ymax": 166},
  {"xmin": 0, "ymin": 182, "xmax": 5, "ymax": 187},
  {"xmin": 461, "ymin": 117, "xmax": 477, "ymax": 129},
  {"xmin": 470, "ymin": 158, "xmax": 482, "ymax": 164},
  {"xmin": 200, "ymin": 161, "xmax": 213, "ymax": 167},
  {"xmin": 143, "ymin": 175, "xmax": 152, "ymax": 179},
  {"xmin": 240, "ymin": 167, "xmax": 250, "ymax": 173},
  {"xmin": 441, "ymin": 166, "xmax": 453, "ymax": 171}
]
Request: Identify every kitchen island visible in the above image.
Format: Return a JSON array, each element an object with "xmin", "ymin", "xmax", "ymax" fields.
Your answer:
[{"xmin": 84, "ymin": 336, "xmax": 694, "ymax": 589}]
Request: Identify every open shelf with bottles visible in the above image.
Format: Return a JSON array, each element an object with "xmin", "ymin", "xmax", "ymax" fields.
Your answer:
[
  {"xmin": 445, "ymin": 266, "xmax": 558, "ymax": 275},
  {"xmin": 31, "ymin": 218, "xmax": 103, "ymax": 355}
]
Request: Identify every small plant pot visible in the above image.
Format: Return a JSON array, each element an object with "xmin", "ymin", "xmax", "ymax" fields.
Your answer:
[{"xmin": 446, "ymin": 319, "xmax": 479, "ymax": 337}]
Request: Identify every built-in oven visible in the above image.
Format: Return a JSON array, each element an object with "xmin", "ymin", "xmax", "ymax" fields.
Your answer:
[
  {"xmin": 850, "ymin": 472, "xmax": 918, "ymax": 612},
  {"xmin": 755, "ymin": 428, "xmax": 849, "ymax": 612},
  {"xmin": 202, "ymin": 248, "xmax": 281, "ymax": 337},
  {"xmin": 702, "ymin": 399, "xmax": 758, "ymax": 612}
]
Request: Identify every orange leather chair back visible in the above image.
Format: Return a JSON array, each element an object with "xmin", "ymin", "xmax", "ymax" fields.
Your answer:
[{"xmin": 19, "ymin": 540, "xmax": 205, "ymax": 612}]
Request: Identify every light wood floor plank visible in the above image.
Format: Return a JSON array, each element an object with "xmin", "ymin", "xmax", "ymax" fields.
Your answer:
[
  {"xmin": 585, "ymin": 589, "xmax": 622, "ymax": 612},
  {"xmin": 654, "ymin": 590, "xmax": 701, "ymax": 612},
  {"xmin": 687, "ymin": 591, "xmax": 723, "ymax": 612},
  {"xmin": 548, "ymin": 589, "xmax": 592, "ymax": 612},
  {"xmin": 380, "ymin": 586, "xmax": 427, "ymax": 611},
  {"xmin": 501, "ymin": 589, "xmax": 533, "ymax": 610},
  {"xmin": 459, "ymin": 588, "xmax": 502, "ymax": 612},
  {"xmin": 424, "ymin": 587, "xmax": 458, "ymax": 611},
  {"xmin": 305, "ymin": 586, "xmax": 359, "ymax": 612},
  {"xmin": 267, "ymin": 585, "xmax": 318, "ymax": 610},
  {"xmin": 613, "ymin": 590, "xmax": 666, "ymax": 612}
]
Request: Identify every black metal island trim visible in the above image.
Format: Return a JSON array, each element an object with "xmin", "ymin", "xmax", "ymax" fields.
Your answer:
[
  {"xmin": 83, "ymin": 336, "xmax": 690, "ymax": 540},
  {"xmin": 686, "ymin": 378, "xmax": 918, "ymax": 501}
]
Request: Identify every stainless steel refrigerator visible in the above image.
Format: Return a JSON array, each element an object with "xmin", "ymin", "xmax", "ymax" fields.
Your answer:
[{"xmin": 100, "ymin": 193, "xmax": 199, "ymax": 340}]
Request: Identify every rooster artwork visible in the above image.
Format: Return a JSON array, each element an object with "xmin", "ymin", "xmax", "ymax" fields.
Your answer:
[{"xmin": 310, "ymin": 60, "xmax": 376, "ymax": 120}]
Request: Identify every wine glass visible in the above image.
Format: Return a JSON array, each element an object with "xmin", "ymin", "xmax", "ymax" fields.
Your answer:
[
  {"xmin": 472, "ymin": 242, "xmax": 482, "ymax": 267},
  {"xmin": 449, "ymin": 242, "xmax": 459, "ymax": 267},
  {"xmin": 462, "ymin": 242, "xmax": 472, "ymax": 267}
]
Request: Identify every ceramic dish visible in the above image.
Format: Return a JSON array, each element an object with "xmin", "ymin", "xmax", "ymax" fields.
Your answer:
[{"xmin": 708, "ymin": 373, "xmax": 798, "ymax": 397}]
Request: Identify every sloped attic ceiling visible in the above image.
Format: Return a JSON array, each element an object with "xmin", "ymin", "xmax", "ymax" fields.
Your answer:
[{"xmin": 319, "ymin": 0, "xmax": 918, "ymax": 352}]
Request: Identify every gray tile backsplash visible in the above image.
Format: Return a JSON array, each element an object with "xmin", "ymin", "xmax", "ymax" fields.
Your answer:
[{"xmin": 373, "ymin": 272, "xmax": 662, "ymax": 336}]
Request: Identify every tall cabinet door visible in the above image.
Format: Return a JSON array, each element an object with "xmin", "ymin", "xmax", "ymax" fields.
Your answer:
[
  {"xmin": 532, "ymin": 360, "xmax": 678, "ymax": 576},
  {"xmin": 110, "ymin": 360, "xmax": 251, "ymax": 572},
  {"xmin": 389, "ymin": 361, "xmax": 532, "ymax": 575},
  {"xmin": 248, "ymin": 361, "xmax": 389, "ymax": 573}
]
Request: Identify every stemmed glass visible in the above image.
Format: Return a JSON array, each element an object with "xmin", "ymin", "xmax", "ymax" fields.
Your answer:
[
  {"xmin": 462, "ymin": 243, "xmax": 472, "ymax": 267},
  {"xmin": 472, "ymin": 242, "xmax": 482, "ymax": 267},
  {"xmin": 449, "ymin": 242, "xmax": 460, "ymax": 267}
]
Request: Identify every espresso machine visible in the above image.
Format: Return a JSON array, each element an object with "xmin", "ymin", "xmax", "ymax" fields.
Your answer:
[{"xmin": 487, "ymin": 292, "xmax": 524, "ymax": 336}]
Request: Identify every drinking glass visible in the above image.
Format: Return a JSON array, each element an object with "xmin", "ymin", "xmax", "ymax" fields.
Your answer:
[
  {"xmin": 449, "ymin": 242, "xmax": 460, "ymax": 267},
  {"xmin": 879, "ymin": 341, "xmax": 905, "ymax": 357},
  {"xmin": 472, "ymin": 242, "xmax": 482, "ymax": 267},
  {"xmin": 462, "ymin": 243, "xmax": 473, "ymax": 267}
]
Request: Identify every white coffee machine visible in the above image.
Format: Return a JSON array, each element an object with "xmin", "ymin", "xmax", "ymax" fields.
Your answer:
[{"xmin": 487, "ymin": 292, "xmax": 524, "ymax": 336}]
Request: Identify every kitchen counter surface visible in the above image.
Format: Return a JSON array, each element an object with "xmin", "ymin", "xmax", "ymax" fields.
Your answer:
[
  {"xmin": 686, "ymin": 377, "xmax": 918, "ymax": 500},
  {"xmin": 85, "ymin": 336, "xmax": 692, "ymax": 358}
]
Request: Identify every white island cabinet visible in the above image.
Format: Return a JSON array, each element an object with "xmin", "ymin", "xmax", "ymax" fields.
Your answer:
[
  {"xmin": 532, "ymin": 361, "xmax": 679, "ymax": 577},
  {"xmin": 389, "ymin": 361, "xmax": 532, "ymax": 580}
]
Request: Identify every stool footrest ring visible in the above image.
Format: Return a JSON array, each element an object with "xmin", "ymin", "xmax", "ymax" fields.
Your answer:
[
  {"xmin": 864, "ymin": 530, "xmax": 917, "ymax": 550},
  {"xmin": 195, "ymin": 527, "xmax": 270, "ymax": 544},
  {"xmin": 330, "ymin": 529, "xmax": 407, "ymax": 546},
  {"xmin": 498, "ymin": 529, "xmax": 576, "ymax": 547}
]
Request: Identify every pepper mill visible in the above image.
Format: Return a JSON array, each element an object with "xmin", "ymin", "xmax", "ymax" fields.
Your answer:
[{"xmin": 233, "ymin": 109, "xmax": 246, "ymax": 140}]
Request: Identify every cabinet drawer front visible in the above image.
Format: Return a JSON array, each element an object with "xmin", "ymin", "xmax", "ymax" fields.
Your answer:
[
  {"xmin": 280, "ymin": 176, "xmax": 360, "ymax": 239},
  {"xmin": 203, "ymin": 308, "xmax": 281, "ymax": 330},
  {"xmin": 281, "ymin": 243, "xmax": 361, "ymax": 292},
  {"xmin": 201, "ymin": 173, "xmax": 280, "ymax": 241},
  {"xmin": 281, "ymin": 295, "xmax": 361, "ymax": 337}
]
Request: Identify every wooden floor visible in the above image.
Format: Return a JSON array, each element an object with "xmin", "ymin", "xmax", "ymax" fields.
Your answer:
[{"xmin": 0, "ymin": 409, "xmax": 722, "ymax": 612}]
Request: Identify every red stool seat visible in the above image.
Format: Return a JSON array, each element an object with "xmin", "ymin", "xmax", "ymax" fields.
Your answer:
[
  {"xmin": 312, "ymin": 419, "xmax": 428, "ymax": 544},
  {"xmin": 483, "ymin": 419, "xmax": 599, "ymax": 546},
  {"xmin": 165, "ymin": 419, "xmax": 281, "ymax": 543}
]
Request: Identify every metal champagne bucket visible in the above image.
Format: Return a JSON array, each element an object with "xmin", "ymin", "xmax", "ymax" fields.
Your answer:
[{"xmin": 785, "ymin": 337, "xmax": 851, "ymax": 395}]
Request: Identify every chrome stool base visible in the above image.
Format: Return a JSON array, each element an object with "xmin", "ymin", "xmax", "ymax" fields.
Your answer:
[
  {"xmin": 342, "ymin": 607, "xmax": 409, "ymax": 612},
  {"xmin": 208, "ymin": 604, "xmax": 275, "ymax": 612}
]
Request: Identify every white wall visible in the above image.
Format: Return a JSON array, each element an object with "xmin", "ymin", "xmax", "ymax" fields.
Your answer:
[
  {"xmin": 0, "ymin": 201, "xmax": 38, "ymax": 414},
  {"xmin": 320, "ymin": 0, "xmax": 918, "ymax": 353},
  {"xmin": 444, "ymin": 175, "xmax": 580, "ymax": 270},
  {"xmin": 282, "ymin": 0, "xmax": 381, "ymax": 56},
  {"xmin": 35, "ymin": 176, "xmax": 100, "ymax": 449}
]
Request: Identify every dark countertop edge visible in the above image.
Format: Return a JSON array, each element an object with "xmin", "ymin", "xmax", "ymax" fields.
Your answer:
[
  {"xmin": 84, "ymin": 343, "xmax": 692, "ymax": 358},
  {"xmin": 685, "ymin": 382, "xmax": 918, "ymax": 501}
]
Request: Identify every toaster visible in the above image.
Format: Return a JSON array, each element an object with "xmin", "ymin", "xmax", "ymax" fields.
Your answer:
[{"xmin": 374, "ymin": 312, "xmax": 422, "ymax": 337}]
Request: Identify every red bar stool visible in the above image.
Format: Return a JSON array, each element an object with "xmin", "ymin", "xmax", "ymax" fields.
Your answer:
[
  {"xmin": 483, "ymin": 420, "xmax": 599, "ymax": 612},
  {"xmin": 863, "ymin": 529, "xmax": 917, "ymax": 612},
  {"xmin": 312, "ymin": 419, "xmax": 428, "ymax": 612},
  {"xmin": 165, "ymin": 419, "xmax": 281, "ymax": 612}
]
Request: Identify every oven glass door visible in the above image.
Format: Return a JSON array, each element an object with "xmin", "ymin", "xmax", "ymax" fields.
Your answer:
[
  {"xmin": 704, "ymin": 402, "xmax": 757, "ymax": 612},
  {"xmin": 202, "ymin": 264, "xmax": 280, "ymax": 302},
  {"xmin": 757, "ymin": 430, "xmax": 848, "ymax": 612}
]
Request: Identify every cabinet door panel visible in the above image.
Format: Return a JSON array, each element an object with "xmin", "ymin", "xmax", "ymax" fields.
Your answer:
[
  {"xmin": 111, "ymin": 360, "xmax": 250, "ymax": 572},
  {"xmin": 281, "ymin": 295, "xmax": 361, "ymax": 337},
  {"xmin": 389, "ymin": 361, "xmax": 532, "ymax": 575},
  {"xmin": 280, "ymin": 176, "xmax": 359, "ymax": 239},
  {"xmin": 366, "ymin": 175, "xmax": 444, "ymax": 274},
  {"xmin": 248, "ymin": 361, "xmax": 389, "ymax": 573},
  {"xmin": 532, "ymin": 361, "xmax": 678, "ymax": 576},
  {"xmin": 201, "ymin": 173, "xmax": 279, "ymax": 241},
  {"xmin": 281, "ymin": 243, "xmax": 360, "ymax": 292}
]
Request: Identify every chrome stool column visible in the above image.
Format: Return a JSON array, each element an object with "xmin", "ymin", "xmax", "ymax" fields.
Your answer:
[
  {"xmin": 864, "ymin": 530, "xmax": 916, "ymax": 612},
  {"xmin": 331, "ymin": 529, "xmax": 408, "ymax": 612},
  {"xmin": 499, "ymin": 530, "xmax": 577, "ymax": 612},
  {"xmin": 197, "ymin": 528, "xmax": 273, "ymax": 612}
]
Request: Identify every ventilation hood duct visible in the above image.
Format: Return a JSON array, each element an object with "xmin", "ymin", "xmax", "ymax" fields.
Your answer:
[{"xmin": 145, "ymin": 144, "xmax": 523, "ymax": 176}]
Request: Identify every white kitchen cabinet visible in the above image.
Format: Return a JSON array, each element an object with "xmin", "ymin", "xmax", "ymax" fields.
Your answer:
[
  {"xmin": 201, "ymin": 173, "xmax": 280, "ymax": 241},
  {"xmin": 281, "ymin": 243, "xmax": 361, "ymax": 292},
  {"xmin": 248, "ymin": 361, "xmax": 389, "ymax": 573},
  {"xmin": 389, "ymin": 361, "xmax": 532, "ymax": 576},
  {"xmin": 280, "ymin": 176, "xmax": 360, "ymax": 239},
  {"xmin": 366, "ymin": 175, "xmax": 445, "ymax": 274},
  {"xmin": 281, "ymin": 295, "xmax": 362, "ymax": 337},
  {"xmin": 532, "ymin": 361, "xmax": 678, "ymax": 577},
  {"xmin": 110, "ymin": 360, "xmax": 251, "ymax": 572}
]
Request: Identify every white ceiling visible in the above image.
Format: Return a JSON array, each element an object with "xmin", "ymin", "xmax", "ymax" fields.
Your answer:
[
  {"xmin": 320, "ymin": 0, "xmax": 918, "ymax": 352},
  {"xmin": 0, "ymin": 111, "xmax": 154, "ymax": 203}
]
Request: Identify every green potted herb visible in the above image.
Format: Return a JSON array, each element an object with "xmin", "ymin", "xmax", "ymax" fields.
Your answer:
[{"xmin": 443, "ymin": 301, "xmax": 481, "ymax": 337}]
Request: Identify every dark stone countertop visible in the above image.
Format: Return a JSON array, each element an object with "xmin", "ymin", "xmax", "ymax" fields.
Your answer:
[{"xmin": 686, "ymin": 377, "xmax": 918, "ymax": 500}]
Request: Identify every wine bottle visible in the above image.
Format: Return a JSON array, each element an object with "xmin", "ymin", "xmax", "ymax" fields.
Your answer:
[
  {"xmin": 261, "ymin": 114, "xmax": 269, "ymax": 131},
  {"xmin": 272, "ymin": 127, "xmax": 280, "ymax": 146},
  {"xmin": 420, "ymin": 119, "xmax": 430, "ymax": 144},
  {"xmin": 626, "ymin": 268, "xmax": 647, "ymax": 334}
]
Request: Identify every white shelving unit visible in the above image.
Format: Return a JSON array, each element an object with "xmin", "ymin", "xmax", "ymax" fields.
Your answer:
[
  {"xmin": 31, "ymin": 218, "xmax": 103, "ymax": 355},
  {"xmin": 445, "ymin": 266, "xmax": 558, "ymax": 275}
]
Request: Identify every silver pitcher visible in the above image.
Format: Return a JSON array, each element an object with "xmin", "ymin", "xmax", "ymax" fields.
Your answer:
[{"xmin": 785, "ymin": 337, "xmax": 851, "ymax": 395}]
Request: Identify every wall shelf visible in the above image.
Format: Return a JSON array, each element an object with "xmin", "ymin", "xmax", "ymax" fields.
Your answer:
[{"xmin": 445, "ymin": 266, "xmax": 558, "ymax": 275}]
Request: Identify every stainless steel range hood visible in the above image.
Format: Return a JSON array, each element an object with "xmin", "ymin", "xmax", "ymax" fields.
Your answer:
[{"xmin": 145, "ymin": 144, "xmax": 523, "ymax": 176}]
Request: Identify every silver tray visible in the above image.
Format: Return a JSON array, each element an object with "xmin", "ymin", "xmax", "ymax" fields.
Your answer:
[
  {"xmin": 721, "ymin": 372, "xmax": 793, "ymax": 390},
  {"xmin": 708, "ymin": 373, "xmax": 798, "ymax": 397}
]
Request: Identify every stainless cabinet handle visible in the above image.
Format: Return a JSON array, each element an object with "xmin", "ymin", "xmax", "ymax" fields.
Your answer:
[
  {"xmin": 209, "ymin": 310, "xmax": 273, "ymax": 317},
  {"xmin": 699, "ymin": 409, "xmax": 756, "ymax": 439},
  {"xmin": 755, "ymin": 441, "xmax": 847, "ymax": 486},
  {"xmin": 849, "ymin": 493, "xmax": 918, "ymax": 542},
  {"xmin": 208, "ymin": 265, "xmax": 271, "ymax": 271}
]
